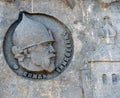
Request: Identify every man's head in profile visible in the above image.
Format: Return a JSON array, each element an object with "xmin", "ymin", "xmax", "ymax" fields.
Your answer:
[{"xmin": 12, "ymin": 13, "xmax": 56, "ymax": 72}]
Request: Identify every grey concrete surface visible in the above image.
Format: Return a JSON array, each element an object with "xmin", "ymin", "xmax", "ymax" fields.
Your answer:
[{"xmin": 0, "ymin": 0, "xmax": 120, "ymax": 98}]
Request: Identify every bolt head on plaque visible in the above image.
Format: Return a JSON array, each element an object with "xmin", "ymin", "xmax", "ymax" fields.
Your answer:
[{"xmin": 3, "ymin": 12, "xmax": 74, "ymax": 80}]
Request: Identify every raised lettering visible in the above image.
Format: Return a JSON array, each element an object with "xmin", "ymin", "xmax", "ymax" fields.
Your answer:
[
  {"xmin": 27, "ymin": 73, "xmax": 33, "ymax": 78},
  {"xmin": 23, "ymin": 71, "xmax": 28, "ymax": 77},
  {"xmin": 56, "ymin": 67, "xmax": 62, "ymax": 73},
  {"xmin": 65, "ymin": 52, "xmax": 71, "ymax": 57},
  {"xmin": 32, "ymin": 74, "xmax": 38, "ymax": 79},
  {"xmin": 38, "ymin": 74, "xmax": 42, "ymax": 79}
]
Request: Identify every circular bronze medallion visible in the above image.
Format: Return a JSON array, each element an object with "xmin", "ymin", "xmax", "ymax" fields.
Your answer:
[{"xmin": 3, "ymin": 11, "xmax": 74, "ymax": 80}]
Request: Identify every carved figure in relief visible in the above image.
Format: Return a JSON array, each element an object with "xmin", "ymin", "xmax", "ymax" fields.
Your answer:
[
  {"xmin": 102, "ymin": 16, "xmax": 117, "ymax": 44},
  {"xmin": 12, "ymin": 14, "xmax": 56, "ymax": 72},
  {"xmin": 3, "ymin": 12, "xmax": 74, "ymax": 79}
]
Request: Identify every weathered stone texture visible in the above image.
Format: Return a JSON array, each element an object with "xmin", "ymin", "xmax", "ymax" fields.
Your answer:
[{"xmin": 0, "ymin": 0, "xmax": 120, "ymax": 98}]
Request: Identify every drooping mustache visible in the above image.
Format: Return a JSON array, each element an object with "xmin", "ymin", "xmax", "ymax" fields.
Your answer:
[{"xmin": 48, "ymin": 53, "xmax": 56, "ymax": 59}]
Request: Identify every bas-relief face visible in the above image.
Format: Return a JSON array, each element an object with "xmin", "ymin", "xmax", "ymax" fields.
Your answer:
[
  {"xmin": 11, "ymin": 13, "xmax": 57, "ymax": 72},
  {"xmin": 29, "ymin": 41, "xmax": 56, "ymax": 72},
  {"xmin": 13, "ymin": 40, "xmax": 56, "ymax": 72},
  {"xmin": 4, "ymin": 12, "xmax": 74, "ymax": 79}
]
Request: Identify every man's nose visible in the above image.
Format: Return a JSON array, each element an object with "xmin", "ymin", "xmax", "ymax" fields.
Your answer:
[{"xmin": 49, "ymin": 45, "xmax": 55, "ymax": 53}]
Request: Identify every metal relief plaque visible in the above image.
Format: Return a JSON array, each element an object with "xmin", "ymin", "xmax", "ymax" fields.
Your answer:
[{"xmin": 3, "ymin": 12, "xmax": 74, "ymax": 80}]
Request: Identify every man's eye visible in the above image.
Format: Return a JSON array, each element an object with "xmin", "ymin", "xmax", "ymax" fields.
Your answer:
[
  {"xmin": 42, "ymin": 43, "xmax": 48, "ymax": 46},
  {"xmin": 47, "ymin": 43, "xmax": 51, "ymax": 45},
  {"xmin": 42, "ymin": 42, "xmax": 50, "ymax": 46}
]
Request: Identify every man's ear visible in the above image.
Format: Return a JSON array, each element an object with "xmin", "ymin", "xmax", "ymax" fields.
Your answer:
[{"xmin": 12, "ymin": 46, "xmax": 25, "ymax": 62}]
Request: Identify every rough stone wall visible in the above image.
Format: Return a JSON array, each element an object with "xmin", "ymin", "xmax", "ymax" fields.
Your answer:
[
  {"xmin": 91, "ymin": 63, "xmax": 120, "ymax": 98},
  {"xmin": 0, "ymin": 0, "xmax": 120, "ymax": 98}
]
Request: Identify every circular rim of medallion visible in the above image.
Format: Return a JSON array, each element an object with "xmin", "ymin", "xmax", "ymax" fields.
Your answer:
[{"xmin": 3, "ymin": 11, "xmax": 74, "ymax": 80}]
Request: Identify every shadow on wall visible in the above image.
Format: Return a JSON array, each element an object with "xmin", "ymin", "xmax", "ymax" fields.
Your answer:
[
  {"xmin": 102, "ymin": 73, "xmax": 118, "ymax": 85},
  {"xmin": 62, "ymin": 0, "xmax": 76, "ymax": 9}
]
